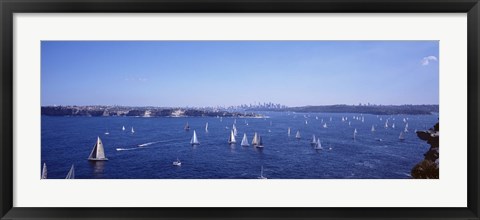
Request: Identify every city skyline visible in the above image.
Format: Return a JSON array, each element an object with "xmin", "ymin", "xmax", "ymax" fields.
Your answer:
[{"xmin": 41, "ymin": 41, "xmax": 439, "ymax": 107}]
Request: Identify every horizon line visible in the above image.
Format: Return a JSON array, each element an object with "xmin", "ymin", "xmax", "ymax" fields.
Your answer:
[{"xmin": 41, "ymin": 103, "xmax": 440, "ymax": 108}]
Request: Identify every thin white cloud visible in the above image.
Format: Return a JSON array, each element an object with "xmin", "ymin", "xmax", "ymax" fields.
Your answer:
[{"xmin": 421, "ymin": 56, "xmax": 438, "ymax": 66}]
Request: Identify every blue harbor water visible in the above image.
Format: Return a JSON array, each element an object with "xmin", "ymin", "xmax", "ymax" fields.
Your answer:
[{"xmin": 41, "ymin": 112, "xmax": 438, "ymax": 179}]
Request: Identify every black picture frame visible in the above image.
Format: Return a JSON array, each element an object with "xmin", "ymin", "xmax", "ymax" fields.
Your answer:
[{"xmin": 1, "ymin": 0, "xmax": 479, "ymax": 219}]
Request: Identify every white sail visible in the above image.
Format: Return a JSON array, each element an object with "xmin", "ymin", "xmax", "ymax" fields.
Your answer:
[
  {"xmin": 205, "ymin": 122, "xmax": 209, "ymax": 132},
  {"xmin": 371, "ymin": 125, "xmax": 375, "ymax": 132},
  {"xmin": 311, "ymin": 135, "xmax": 316, "ymax": 145},
  {"xmin": 342, "ymin": 117, "xmax": 345, "ymax": 122},
  {"xmin": 385, "ymin": 120, "xmax": 389, "ymax": 128},
  {"xmin": 305, "ymin": 120, "xmax": 308, "ymax": 125},
  {"xmin": 295, "ymin": 131, "xmax": 301, "ymax": 139},
  {"xmin": 252, "ymin": 132, "xmax": 259, "ymax": 146},
  {"xmin": 288, "ymin": 127, "xmax": 291, "ymax": 136},
  {"xmin": 241, "ymin": 133, "xmax": 249, "ymax": 146},
  {"xmin": 228, "ymin": 130, "xmax": 236, "ymax": 144},
  {"xmin": 65, "ymin": 164, "xmax": 75, "ymax": 179},
  {"xmin": 232, "ymin": 124, "xmax": 237, "ymax": 136},
  {"xmin": 259, "ymin": 166, "xmax": 267, "ymax": 179},
  {"xmin": 131, "ymin": 127, "xmax": 135, "ymax": 133},
  {"xmin": 399, "ymin": 131, "xmax": 405, "ymax": 140},
  {"xmin": 122, "ymin": 126, "xmax": 125, "ymax": 131},
  {"xmin": 88, "ymin": 137, "xmax": 108, "ymax": 161},
  {"xmin": 41, "ymin": 163, "xmax": 47, "ymax": 179},
  {"xmin": 392, "ymin": 123, "xmax": 395, "ymax": 129},
  {"xmin": 257, "ymin": 135, "xmax": 264, "ymax": 148},
  {"xmin": 323, "ymin": 123, "xmax": 327, "ymax": 128},
  {"xmin": 353, "ymin": 128, "xmax": 357, "ymax": 139},
  {"xmin": 315, "ymin": 138, "xmax": 323, "ymax": 150},
  {"xmin": 190, "ymin": 130, "xmax": 199, "ymax": 145}
]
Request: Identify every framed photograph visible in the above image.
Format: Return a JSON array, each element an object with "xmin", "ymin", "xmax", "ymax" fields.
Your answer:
[{"xmin": 1, "ymin": 0, "xmax": 479, "ymax": 219}]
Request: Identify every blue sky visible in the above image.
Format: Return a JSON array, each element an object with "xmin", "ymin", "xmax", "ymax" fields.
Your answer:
[{"xmin": 41, "ymin": 41, "xmax": 439, "ymax": 107}]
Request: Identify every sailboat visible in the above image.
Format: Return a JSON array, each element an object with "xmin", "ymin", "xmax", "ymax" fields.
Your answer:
[
  {"xmin": 310, "ymin": 135, "xmax": 317, "ymax": 146},
  {"xmin": 88, "ymin": 137, "xmax": 108, "ymax": 161},
  {"xmin": 205, "ymin": 122, "xmax": 209, "ymax": 133},
  {"xmin": 122, "ymin": 126, "xmax": 125, "ymax": 131},
  {"xmin": 392, "ymin": 123, "xmax": 395, "ymax": 129},
  {"xmin": 41, "ymin": 163, "xmax": 47, "ymax": 179},
  {"xmin": 190, "ymin": 130, "xmax": 200, "ymax": 145},
  {"xmin": 232, "ymin": 124, "xmax": 238, "ymax": 136},
  {"xmin": 104, "ymin": 129, "xmax": 109, "ymax": 135},
  {"xmin": 305, "ymin": 120, "xmax": 308, "ymax": 125},
  {"xmin": 241, "ymin": 133, "xmax": 249, "ymax": 146},
  {"xmin": 258, "ymin": 166, "xmax": 267, "ymax": 179},
  {"xmin": 323, "ymin": 123, "xmax": 327, "ymax": 128},
  {"xmin": 371, "ymin": 125, "xmax": 375, "ymax": 132},
  {"xmin": 65, "ymin": 164, "xmax": 75, "ymax": 179},
  {"xmin": 353, "ymin": 128, "xmax": 358, "ymax": 140},
  {"xmin": 314, "ymin": 138, "xmax": 323, "ymax": 150},
  {"xmin": 399, "ymin": 131, "xmax": 405, "ymax": 141},
  {"xmin": 287, "ymin": 127, "xmax": 291, "ymax": 137},
  {"xmin": 252, "ymin": 132, "xmax": 259, "ymax": 146},
  {"xmin": 131, "ymin": 127, "xmax": 135, "ymax": 133},
  {"xmin": 295, "ymin": 130, "xmax": 301, "ymax": 139},
  {"xmin": 256, "ymin": 135, "xmax": 264, "ymax": 148},
  {"xmin": 184, "ymin": 122, "xmax": 190, "ymax": 131},
  {"xmin": 385, "ymin": 120, "xmax": 389, "ymax": 128},
  {"xmin": 173, "ymin": 158, "xmax": 181, "ymax": 166},
  {"xmin": 228, "ymin": 130, "xmax": 236, "ymax": 144}
]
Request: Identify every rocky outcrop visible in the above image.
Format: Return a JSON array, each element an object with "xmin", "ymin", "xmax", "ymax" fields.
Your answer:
[{"xmin": 411, "ymin": 123, "xmax": 439, "ymax": 179}]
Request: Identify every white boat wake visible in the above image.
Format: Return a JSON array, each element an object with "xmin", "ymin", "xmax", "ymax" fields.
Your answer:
[
  {"xmin": 116, "ymin": 138, "xmax": 187, "ymax": 151},
  {"xmin": 116, "ymin": 147, "xmax": 138, "ymax": 151},
  {"xmin": 138, "ymin": 141, "xmax": 158, "ymax": 147}
]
